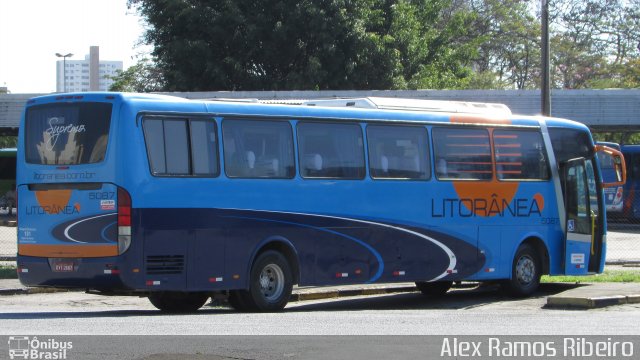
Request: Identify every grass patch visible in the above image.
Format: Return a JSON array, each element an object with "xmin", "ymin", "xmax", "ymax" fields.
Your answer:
[
  {"xmin": 0, "ymin": 266, "xmax": 17, "ymax": 279},
  {"xmin": 542, "ymin": 269, "xmax": 640, "ymax": 283}
]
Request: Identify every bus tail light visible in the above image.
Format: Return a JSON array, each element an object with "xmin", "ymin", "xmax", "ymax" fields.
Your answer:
[{"xmin": 117, "ymin": 187, "xmax": 132, "ymax": 255}]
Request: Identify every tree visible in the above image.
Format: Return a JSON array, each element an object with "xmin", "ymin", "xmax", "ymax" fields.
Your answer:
[
  {"xmin": 128, "ymin": 0, "xmax": 478, "ymax": 91},
  {"xmin": 549, "ymin": 0, "xmax": 640, "ymax": 89},
  {"xmin": 108, "ymin": 58, "xmax": 165, "ymax": 92},
  {"xmin": 0, "ymin": 137, "xmax": 17, "ymax": 148},
  {"xmin": 459, "ymin": 0, "xmax": 540, "ymax": 89}
]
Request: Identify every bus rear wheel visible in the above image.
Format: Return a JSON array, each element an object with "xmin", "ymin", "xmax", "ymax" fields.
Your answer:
[
  {"xmin": 502, "ymin": 244, "xmax": 541, "ymax": 297},
  {"xmin": 237, "ymin": 250, "xmax": 293, "ymax": 312},
  {"xmin": 415, "ymin": 281, "xmax": 453, "ymax": 297},
  {"xmin": 148, "ymin": 292, "xmax": 209, "ymax": 313}
]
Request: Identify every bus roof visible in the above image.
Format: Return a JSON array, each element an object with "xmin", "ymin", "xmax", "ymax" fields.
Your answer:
[{"xmin": 26, "ymin": 92, "xmax": 590, "ymax": 131}]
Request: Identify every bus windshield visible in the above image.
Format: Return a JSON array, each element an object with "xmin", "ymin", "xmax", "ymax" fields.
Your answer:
[{"xmin": 25, "ymin": 102, "xmax": 112, "ymax": 165}]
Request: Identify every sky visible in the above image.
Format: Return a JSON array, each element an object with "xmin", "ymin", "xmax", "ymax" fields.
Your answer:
[{"xmin": 0, "ymin": 0, "xmax": 149, "ymax": 94}]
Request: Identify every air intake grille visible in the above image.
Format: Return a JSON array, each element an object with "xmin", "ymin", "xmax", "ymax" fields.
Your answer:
[{"xmin": 146, "ymin": 255, "xmax": 184, "ymax": 275}]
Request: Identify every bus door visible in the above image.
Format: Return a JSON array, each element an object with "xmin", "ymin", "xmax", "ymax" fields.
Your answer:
[{"xmin": 562, "ymin": 158, "xmax": 599, "ymax": 275}]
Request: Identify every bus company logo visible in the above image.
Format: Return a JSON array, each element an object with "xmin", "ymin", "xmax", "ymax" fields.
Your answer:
[
  {"xmin": 440, "ymin": 170, "xmax": 545, "ymax": 217},
  {"xmin": 7, "ymin": 336, "xmax": 72, "ymax": 359},
  {"xmin": 29, "ymin": 190, "xmax": 81, "ymax": 215},
  {"xmin": 45, "ymin": 117, "xmax": 86, "ymax": 151},
  {"xmin": 432, "ymin": 192, "xmax": 545, "ymax": 218}
]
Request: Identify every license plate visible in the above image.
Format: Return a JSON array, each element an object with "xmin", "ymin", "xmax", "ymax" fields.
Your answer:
[{"xmin": 52, "ymin": 261, "xmax": 75, "ymax": 272}]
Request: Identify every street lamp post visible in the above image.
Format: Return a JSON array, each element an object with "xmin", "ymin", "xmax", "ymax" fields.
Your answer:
[
  {"xmin": 541, "ymin": 0, "xmax": 550, "ymax": 116},
  {"xmin": 55, "ymin": 52, "xmax": 73, "ymax": 92}
]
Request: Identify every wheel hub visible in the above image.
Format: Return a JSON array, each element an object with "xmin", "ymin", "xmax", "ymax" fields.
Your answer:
[
  {"xmin": 516, "ymin": 255, "xmax": 535, "ymax": 285},
  {"xmin": 259, "ymin": 264, "xmax": 285, "ymax": 301}
]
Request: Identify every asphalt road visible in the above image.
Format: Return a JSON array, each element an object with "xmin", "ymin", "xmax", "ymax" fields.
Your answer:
[
  {"xmin": 1, "ymin": 285, "xmax": 640, "ymax": 359},
  {"xmin": 1, "ymin": 284, "xmax": 639, "ymax": 336}
]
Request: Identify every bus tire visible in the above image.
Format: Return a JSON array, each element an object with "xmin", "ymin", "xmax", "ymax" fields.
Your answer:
[
  {"xmin": 503, "ymin": 244, "xmax": 541, "ymax": 297},
  {"xmin": 241, "ymin": 250, "xmax": 293, "ymax": 312},
  {"xmin": 415, "ymin": 281, "xmax": 453, "ymax": 297},
  {"xmin": 148, "ymin": 292, "xmax": 209, "ymax": 313}
]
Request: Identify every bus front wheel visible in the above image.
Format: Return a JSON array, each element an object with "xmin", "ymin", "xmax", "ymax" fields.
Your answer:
[
  {"xmin": 148, "ymin": 292, "xmax": 210, "ymax": 313},
  {"xmin": 503, "ymin": 244, "xmax": 541, "ymax": 297},
  {"xmin": 239, "ymin": 250, "xmax": 293, "ymax": 312},
  {"xmin": 415, "ymin": 281, "xmax": 453, "ymax": 297}
]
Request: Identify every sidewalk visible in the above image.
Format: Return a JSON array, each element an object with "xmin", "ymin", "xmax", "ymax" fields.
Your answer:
[
  {"xmin": 545, "ymin": 283, "xmax": 640, "ymax": 308},
  {"xmin": 1, "ymin": 278, "xmax": 639, "ymax": 309}
]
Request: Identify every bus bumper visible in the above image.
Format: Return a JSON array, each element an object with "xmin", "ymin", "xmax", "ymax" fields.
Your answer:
[{"xmin": 16, "ymin": 255, "xmax": 135, "ymax": 291}]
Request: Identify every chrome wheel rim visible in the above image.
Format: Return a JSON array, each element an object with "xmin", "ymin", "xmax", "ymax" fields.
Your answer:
[
  {"xmin": 516, "ymin": 255, "xmax": 535, "ymax": 285},
  {"xmin": 259, "ymin": 264, "xmax": 285, "ymax": 301}
]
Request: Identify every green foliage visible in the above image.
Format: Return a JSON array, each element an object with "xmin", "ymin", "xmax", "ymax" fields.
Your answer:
[
  {"xmin": 0, "ymin": 266, "xmax": 17, "ymax": 279},
  {"xmin": 107, "ymin": 58, "xmax": 165, "ymax": 92},
  {"xmin": 593, "ymin": 132, "xmax": 640, "ymax": 145},
  {"xmin": 461, "ymin": 0, "xmax": 540, "ymax": 89},
  {"xmin": 0, "ymin": 137, "xmax": 17, "ymax": 148},
  {"xmin": 128, "ymin": 0, "xmax": 477, "ymax": 91},
  {"xmin": 127, "ymin": 0, "xmax": 640, "ymax": 91},
  {"xmin": 548, "ymin": 0, "xmax": 640, "ymax": 89}
]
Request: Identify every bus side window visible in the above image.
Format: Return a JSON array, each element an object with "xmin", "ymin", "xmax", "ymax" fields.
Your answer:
[
  {"xmin": 222, "ymin": 119, "xmax": 295, "ymax": 179},
  {"xmin": 494, "ymin": 129, "xmax": 549, "ymax": 181},
  {"xmin": 143, "ymin": 117, "xmax": 219, "ymax": 177},
  {"xmin": 432, "ymin": 127, "xmax": 492, "ymax": 181},
  {"xmin": 142, "ymin": 118, "xmax": 190, "ymax": 175},
  {"xmin": 366, "ymin": 125, "xmax": 430, "ymax": 180},
  {"xmin": 297, "ymin": 122, "xmax": 365, "ymax": 180}
]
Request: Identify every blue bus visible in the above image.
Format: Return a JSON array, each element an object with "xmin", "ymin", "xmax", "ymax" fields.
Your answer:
[
  {"xmin": 596, "ymin": 142, "xmax": 625, "ymax": 218},
  {"xmin": 621, "ymin": 145, "xmax": 640, "ymax": 220},
  {"xmin": 0, "ymin": 147, "xmax": 17, "ymax": 213},
  {"xmin": 16, "ymin": 93, "xmax": 625, "ymax": 312}
]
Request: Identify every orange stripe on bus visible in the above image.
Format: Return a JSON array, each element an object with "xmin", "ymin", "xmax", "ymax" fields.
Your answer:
[
  {"xmin": 18, "ymin": 244, "xmax": 118, "ymax": 258},
  {"xmin": 449, "ymin": 114, "xmax": 512, "ymax": 125},
  {"xmin": 446, "ymin": 144, "xmax": 491, "ymax": 147},
  {"xmin": 495, "ymin": 144, "xmax": 522, "ymax": 148}
]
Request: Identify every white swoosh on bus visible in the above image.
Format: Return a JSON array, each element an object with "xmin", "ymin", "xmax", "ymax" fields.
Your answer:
[
  {"xmin": 63, "ymin": 213, "xmax": 116, "ymax": 243},
  {"xmin": 225, "ymin": 208, "xmax": 457, "ymax": 282}
]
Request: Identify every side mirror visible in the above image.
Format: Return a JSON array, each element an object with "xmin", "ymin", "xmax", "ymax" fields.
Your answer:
[{"xmin": 595, "ymin": 144, "xmax": 626, "ymax": 188}]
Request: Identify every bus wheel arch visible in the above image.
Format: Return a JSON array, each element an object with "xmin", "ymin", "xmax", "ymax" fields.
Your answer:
[
  {"xmin": 251, "ymin": 238, "xmax": 300, "ymax": 285},
  {"xmin": 232, "ymin": 239, "xmax": 298, "ymax": 312},
  {"xmin": 521, "ymin": 237, "xmax": 549, "ymax": 275},
  {"xmin": 503, "ymin": 237, "xmax": 548, "ymax": 297}
]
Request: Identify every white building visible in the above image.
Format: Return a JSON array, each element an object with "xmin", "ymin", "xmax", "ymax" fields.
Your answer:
[{"xmin": 55, "ymin": 46, "xmax": 123, "ymax": 92}]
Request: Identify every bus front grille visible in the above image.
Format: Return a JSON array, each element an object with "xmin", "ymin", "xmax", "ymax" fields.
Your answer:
[{"xmin": 145, "ymin": 255, "xmax": 185, "ymax": 275}]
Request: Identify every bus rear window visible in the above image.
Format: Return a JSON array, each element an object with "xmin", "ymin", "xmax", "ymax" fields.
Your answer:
[{"xmin": 25, "ymin": 102, "xmax": 112, "ymax": 165}]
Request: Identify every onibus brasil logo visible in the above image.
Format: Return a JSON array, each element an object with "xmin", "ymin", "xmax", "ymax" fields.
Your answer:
[{"xmin": 8, "ymin": 336, "xmax": 72, "ymax": 359}]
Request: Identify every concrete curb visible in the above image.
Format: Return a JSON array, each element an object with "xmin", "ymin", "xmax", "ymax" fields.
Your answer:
[
  {"xmin": 289, "ymin": 285, "xmax": 417, "ymax": 302},
  {"xmin": 546, "ymin": 293, "xmax": 640, "ymax": 309}
]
